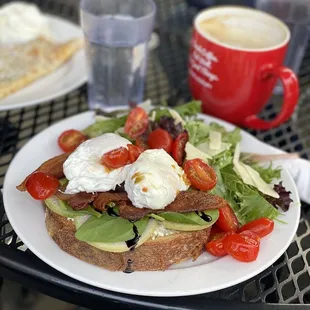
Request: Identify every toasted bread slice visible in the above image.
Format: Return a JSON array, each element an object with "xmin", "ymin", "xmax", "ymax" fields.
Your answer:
[
  {"xmin": 45, "ymin": 208, "xmax": 211, "ymax": 272},
  {"xmin": 0, "ymin": 37, "xmax": 83, "ymax": 99}
]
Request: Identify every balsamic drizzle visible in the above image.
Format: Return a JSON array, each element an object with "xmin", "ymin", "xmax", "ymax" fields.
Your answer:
[
  {"xmin": 196, "ymin": 211, "xmax": 212, "ymax": 222},
  {"xmin": 123, "ymin": 259, "xmax": 134, "ymax": 273},
  {"xmin": 125, "ymin": 225, "xmax": 140, "ymax": 250}
]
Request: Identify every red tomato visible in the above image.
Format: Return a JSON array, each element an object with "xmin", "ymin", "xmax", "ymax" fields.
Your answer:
[
  {"xmin": 124, "ymin": 107, "xmax": 148, "ymax": 138},
  {"xmin": 206, "ymin": 231, "xmax": 235, "ymax": 257},
  {"xmin": 148, "ymin": 128, "xmax": 173, "ymax": 153},
  {"xmin": 26, "ymin": 172, "xmax": 59, "ymax": 200},
  {"xmin": 183, "ymin": 159, "xmax": 217, "ymax": 191},
  {"xmin": 135, "ymin": 137, "xmax": 148, "ymax": 151},
  {"xmin": 239, "ymin": 218, "xmax": 274, "ymax": 238},
  {"xmin": 101, "ymin": 147, "xmax": 129, "ymax": 169},
  {"xmin": 240, "ymin": 230, "xmax": 261, "ymax": 243},
  {"xmin": 216, "ymin": 203, "xmax": 239, "ymax": 232},
  {"xmin": 58, "ymin": 129, "xmax": 87, "ymax": 152},
  {"xmin": 209, "ymin": 225, "xmax": 223, "ymax": 240},
  {"xmin": 127, "ymin": 144, "xmax": 142, "ymax": 163},
  {"xmin": 224, "ymin": 232, "xmax": 260, "ymax": 262},
  {"xmin": 172, "ymin": 132, "xmax": 188, "ymax": 166}
]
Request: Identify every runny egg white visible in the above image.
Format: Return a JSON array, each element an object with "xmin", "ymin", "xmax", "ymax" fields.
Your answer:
[
  {"xmin": 63, "ymin": 133, "xmax": 131, "ymax": 194},
  {"xmin": 124, "ymin": 149, "xmax": 190, "ymax": 210}
]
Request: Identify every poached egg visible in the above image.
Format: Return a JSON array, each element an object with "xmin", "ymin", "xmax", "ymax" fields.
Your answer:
[
  {"xmin": 124, "ymin": 149, "xmax": 189, "ymax": 210},
  {"xmin": 63, "ymin": 133, "xmax": 131, "ymax": 194}
]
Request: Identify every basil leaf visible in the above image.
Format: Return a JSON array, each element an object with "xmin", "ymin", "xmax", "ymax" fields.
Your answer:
[
  {"xmin": 45, "ymin": 196, "xmax": 101, "ymax": 218},
  {"xmin": 75, "ymin": 213, "xmax": 135, "ymax": 242},
  {"xmin": 134, "ymin": 217, "xmax": 149, "ymax": 235},
  {"xmin": 159, "ymin": 211, "xmax": 216, "ymax": 225}
]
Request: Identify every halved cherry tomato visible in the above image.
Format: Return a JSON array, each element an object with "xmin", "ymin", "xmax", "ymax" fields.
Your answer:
[
  {"xmin": 127, "ymin": 144, "xmax": 142, "ymax": 163},
  {"xmin": 135, "ymin": 137, "xmax": 148, "ymax": 151},
  {"xmin": 58, "ymin": 129, "xmax": 87, "ymax": 152},
  {"xmin": 216, "ymin": 203, "xmax": 239, "ymax": 232},
  {"xmin": 101, "ymin": 147, "xmax": 129, "ymax": 169},
  {"xmin": 26, "ymin": 171, "xmax": 59, "ymax": 200},
  {"xmin": 205, "ymin": 231, "xmax": 235, "ymax": 257},
  {"xmin": 209, "ymin": 225, "xmax": 223, "ymax": 240},
  {"xmin": 172, "ymin": 131, "xmax": 188, "ymax": 166},
  {"xmin": 239, "ymin": 218, "xmax": 274, "ymax": 238},
  {"xmin": 124, "ymin": 107, "xmax": 148, "ymax": 138},
  {"xmin": 148, "ymin": 128, "xmax": 173, "ymax": 153},
  {"xmin": 224, "ymin": 232, "xmax": 260, "ymax": 262},
  {"xmin": 240, "ymin": 230, "xmax": 261, "ymax": 243},
  {"xmin": 183, "ymin": 159, "xmax": 217, "ymax": 191}
]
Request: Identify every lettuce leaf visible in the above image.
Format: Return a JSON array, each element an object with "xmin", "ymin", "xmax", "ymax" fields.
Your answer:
[
  {"xmin": 266, "ymin": 182, "xmax": 293, "ymax": 212},
  {"xmin": 174, "ymin": 100, "xmax": 202, "ymax": 117},
  {"xmin": 209, "ymin": 123, "xmax": 241, "ymax": 145},
  {"xmin": 246, "ymin": 163, "xmax": 281, "ymax": 184},
  {"xmin": 153, "ymin": 101, "xmax": 202, "ymax": 121},
  {"xmin": 213, "ymin": 165, "xmax": 280, "ymax": 225},
  {"xmin": 185, "ymin": 120, "xmax": 210, "ymax": 146},
  {"xmin": 82, "ymin": 116, "xmax": 127, "ymax": 138},
  {"xmin": 211, "ymin": 149, "xmax": 233, "ymax": 169}
]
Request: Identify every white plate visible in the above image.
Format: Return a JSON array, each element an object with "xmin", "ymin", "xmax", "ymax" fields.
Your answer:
[
  {"xmin": 3, "ymin": 112, "xmax": 300, "ymax": 297},
  {"xmin": 0, "ymin": 15, "xmax": 87, "ymax": 111}
]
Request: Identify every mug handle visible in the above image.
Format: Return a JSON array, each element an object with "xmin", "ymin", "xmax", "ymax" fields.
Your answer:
[{"xmin": 244, "ymin": 67, "xmax": 299, "ymax": 130}]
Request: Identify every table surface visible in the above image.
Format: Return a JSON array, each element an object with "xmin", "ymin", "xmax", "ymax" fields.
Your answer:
[{"xmin": 0, "ymin": 0, "xmax": 309, "ymax": 309}]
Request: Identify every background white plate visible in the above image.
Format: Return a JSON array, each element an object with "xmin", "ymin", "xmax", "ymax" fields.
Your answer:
[
  {"xmin": 0, "ymin": 15, "xmax": 87, "ymax": 111},
  {"xmin": 3, "ymin": 112, "xmax": 300, "ymax": 297}
]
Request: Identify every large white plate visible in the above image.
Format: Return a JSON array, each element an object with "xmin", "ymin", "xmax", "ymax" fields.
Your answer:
[
  {"xmin": 3, "ymin": 112, "xmax": 300, "ymax": 297},
  {"xmin": 0, "ymin": 15, "xmax": 87, "ymax": 111}
]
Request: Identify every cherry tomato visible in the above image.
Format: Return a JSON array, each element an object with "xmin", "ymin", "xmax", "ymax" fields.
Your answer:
[
  {"xmin": 183, "ymin": 159, "xmax": 217, "ymax": 191},
  {"xmin": 26, "ymin": 171, "xmax": 59, "ymax": 200},
  {"xmin": 135, "ymin": 137, "xmax": 148, "ymax": 151},
  {"xmin": 148, "ymin": 128, "xmax": 173, "ymax": 153},
  {"xmin": 240, "ymin": 230, "xmax": 261, "ymax": 243},
  {"xmin": 239, "ymin": 218, "xmax": 274, "ymax": 238},
  {"xmin": 172, "ymin": 131, "xmax": 188, "ymax": 166},
  {"xmin": 124, "ymin": 107, "xmax": 148, "ymax": 138},
  {"xmin": 101, "ymin": 147, "xmax": 129, "ymax": 169},
  {"xmin": 216, "ymin": 203, "xmax": 239, "ymax": 232},
  {"xmin": 127, "ymin": 144, "xmax": 143, "ymax": 163},
  {"xmin": 58, "ymin": 129, "xmax": 87, "ymax": 152},
  {"xmin": 209, "ymin": 225, "xmax": 224, "ymax": 240},
  {"xmin": 224, "ymin": 232, "xmax": 260, "ymax": 262},
  {"xmin": 205, "ymin": 231, "xmax": 235, "ymax": 257}
]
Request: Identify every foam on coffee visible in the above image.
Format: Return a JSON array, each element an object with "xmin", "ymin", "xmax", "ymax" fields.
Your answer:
[{"xmin": 198, "ymin": 14, "xmax": 287, "ymax": 50}]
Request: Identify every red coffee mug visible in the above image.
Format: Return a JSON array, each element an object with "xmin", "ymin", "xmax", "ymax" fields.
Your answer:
[{"xmin": 188, "ymin": 6, "xmax": 299, "ymax": 130}]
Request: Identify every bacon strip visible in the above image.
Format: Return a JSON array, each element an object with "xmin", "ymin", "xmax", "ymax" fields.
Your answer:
[
  {"xmin": 16, "ymin": 152, "xmax": 71, "ymax": 192},
  {"xmin": 93, "ymin": 192, "xmax": 129, "ymax": 211},
  {"xmin": 93, "ymin": 190, "xmax": 227, "ymax": 221},
  {"xmin": 55, "ymin": 191, "xmax": 98, "ymax": 210}
]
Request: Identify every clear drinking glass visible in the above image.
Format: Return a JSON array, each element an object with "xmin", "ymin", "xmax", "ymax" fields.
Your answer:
[{"xmin": 80, "ymin": 0, "xmax": 156, "ymax": 109}]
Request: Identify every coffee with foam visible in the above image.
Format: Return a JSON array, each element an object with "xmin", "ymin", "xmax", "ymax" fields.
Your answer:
[{"xmin": 198, "ymin": 14, "xmax": 287, "ymax": 50}]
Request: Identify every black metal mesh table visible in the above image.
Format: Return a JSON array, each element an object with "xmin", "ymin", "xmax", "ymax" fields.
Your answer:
[{"xmin": 0, "ymin": 0, "xmax": 309, "ymax": 309}]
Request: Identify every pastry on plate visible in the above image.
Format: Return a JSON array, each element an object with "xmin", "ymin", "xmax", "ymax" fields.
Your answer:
[{"xmin": 0, "ymin": 2, "xmax": 83, "ymax": 99}]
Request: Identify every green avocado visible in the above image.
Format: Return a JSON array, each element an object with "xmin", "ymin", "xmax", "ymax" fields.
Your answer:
[{"xmin": 44, "ymin": 196, "xmax": 101, "ymax": 218}]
